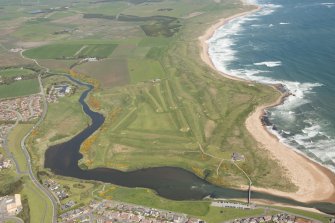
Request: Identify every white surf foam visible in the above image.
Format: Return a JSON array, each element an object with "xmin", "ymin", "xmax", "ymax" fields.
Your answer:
[
  {"xmin": 257, "ymin": 4, "xmax": 283, "ymax": 16},
  {"xmin": 208, "ymin": 1, "xmax": 335, "ymax": 172},
  {"xmin": 321, "ymin": 2, "xmax": 335, "ymax": 8},
  {"xmin": 254, "ymin": 61, "xmax": 282, "ymax": 67},
  {"xmin": 266, "ymin": 122, "xmax": 335, "ymax": 173},
  {"xmin": 288, "ymin": 120, "xmax": 335, "ymax": 172}
]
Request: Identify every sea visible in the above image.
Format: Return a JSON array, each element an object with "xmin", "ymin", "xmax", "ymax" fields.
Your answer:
[{"xmin": 208, "ymin": 0, "xmax": 335, "ymax": 172}]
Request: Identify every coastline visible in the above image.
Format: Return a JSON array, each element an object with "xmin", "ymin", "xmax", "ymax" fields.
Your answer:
[{"xmin": 199, "ymin": 3, "xmax": 335, "ymax": 203}]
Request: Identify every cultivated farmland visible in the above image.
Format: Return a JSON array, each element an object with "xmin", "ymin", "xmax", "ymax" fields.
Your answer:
[
  {"xmin": 0, "ymin": 79, "xmax": 39, "ymax": 98},
  {"xmin": 23, "ymin": 43, "xmax": 118, "ymax": 59}
]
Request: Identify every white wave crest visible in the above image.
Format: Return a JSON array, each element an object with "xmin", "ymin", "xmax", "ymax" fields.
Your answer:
[
  {"xmin": 208, "ymin": 0, "xmax": 335, "ymax": 173},
  {"xmin": 254, "ymin": 61, "xmax": 282, "ymax": 67},
  {"xmin": 321, "ymin": 2, "xmax": 335, "ymax": 8},
  {"xmin": 256, "ymin": 4, "xmax": 283, "ymax": 16},
  {"xmin": 289, "ymin": 119, "xmax": 335, "ymax": 172}
]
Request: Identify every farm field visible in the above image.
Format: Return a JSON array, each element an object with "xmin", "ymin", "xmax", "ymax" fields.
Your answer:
[
  {"xmin": 37, "ymin": 59, "xmax": 77, "ymax": 73},
  {"xmin": 0, "ymin": 68, "xmax": 34, "ymax": 78},
  {"xmin": 0, "ymin": 79, "xmax": 39, "ymax": 98},
  {"xmin": 0, "ymin": 51, "xmax": 32, "ymax": 68},
  {"xmin": 128, "ymin": 59, "xmax": 166, "ymax": 83},
  {"xmin": 23, "ymin": 43, "xmax": 118, "ymax": 59},
  {"xmin": 74, "ymin": 58, "xmax": 130, "ymax": 88}
]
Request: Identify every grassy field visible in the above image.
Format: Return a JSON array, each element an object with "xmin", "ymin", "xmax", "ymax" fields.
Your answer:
[
  {"xmin": 23, "ymin": 43, "xmax": 118, "ymax": 59},
  {"xmin": 21, "ymin": 179, "xmax": 53, "ymax": 223},
  {"xmin": 95, "ymin": 184, "xmax": 210, "ymax": 216},
  {"xmin": 74, "ymin": 58, "xmax": 130, "ymax": 88},
  {"xmin": 128, "ymin": 58, "xmax": 166, "ymax": 83},
  {"xmin": 202, "ymin": 207, "xmax": 265, "ymax": 223},
  {"xmin": 0, "ymin": 79, "xmax": 39, "ymax": 98},
  {"xmin": 7, "ymin": 124, "xmax": 33, "ymax": 173},
  {"xmin": 0, "ymin": 68, "xmax": 34, "ymax": 78},
  {"xmin": 0, "ymin": 167, "xmax": 21, "ymax": 196},
  {"xmin": 93, "ymin": 184, "xmax": 279, "ymax": 223}
]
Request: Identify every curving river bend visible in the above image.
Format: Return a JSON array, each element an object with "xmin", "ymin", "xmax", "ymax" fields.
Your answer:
[{"xmin": 44, "ymin": 75, "xmax": 335, "ymax": 214}]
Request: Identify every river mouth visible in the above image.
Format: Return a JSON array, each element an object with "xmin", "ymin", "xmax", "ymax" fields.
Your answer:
[{"xmin": 44, "ymin": 75, "xmax": 335, "ymax": 215}]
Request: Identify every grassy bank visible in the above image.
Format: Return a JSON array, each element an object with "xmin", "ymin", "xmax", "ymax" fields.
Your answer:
[
  {"xmin": 7, "ymin": 124, "xmax": 33, "ymax": 173},
  {"xmin": 21, "ymin": 178, "xmax": 53, "ymax": 223}
]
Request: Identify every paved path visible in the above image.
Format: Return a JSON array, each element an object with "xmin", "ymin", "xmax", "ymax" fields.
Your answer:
[{"xmin": 19, "ymin": 74, "xmax": 58, "ymax": 223}]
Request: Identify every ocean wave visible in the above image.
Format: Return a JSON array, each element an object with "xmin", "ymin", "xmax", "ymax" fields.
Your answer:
[
  {"xmin": 279, "ymin": 22, "xmax": 290, "ymax": 25},
  {"xmin": 264, "ymin": 109, "xmax": 335, "ymax": 170},
  {"xmin": 256, "ymin": 4, "xmax": 283, "ymax": 16},
  {"xmin": 321, "ymin": 2, "xmax": 335, "ymax": 8},
  {"xmin": 267, "ymin": 123, "xmax": 335, "ymax": 172},
  {"xmin": 244, "ymin": 0, "xmax": 259, "ymax": 5},
  {"xmin": 208, "ymin": 0, "xmax": 335, "ymax": 172},
  {"xmin": 295, "ymin": 2, "xmax": 335, "ymax": 9},
  {"xmin": 251, "ymin": 24, "xmax": 262, "ymax": 27},
  {"xmin": 254, "ymin": 61, "xmax": 282, "ymax": 67},
  {"xmin": 288, "ymin": 120, "xmax": 335, "ymax": 172},
  {"xmin": 209, "ymin": 2, "xmax": 284, "ymax": 76}
]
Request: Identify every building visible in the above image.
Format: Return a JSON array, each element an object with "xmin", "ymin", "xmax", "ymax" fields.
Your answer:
[{"xmin": 5, "ymin": 194, "xmax": 22, "ymax": 215}]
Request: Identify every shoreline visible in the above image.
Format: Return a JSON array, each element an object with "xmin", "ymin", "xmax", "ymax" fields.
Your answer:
[{"xmin": 198, "ymin": 3, "xmax": 335, "ymax": 203}]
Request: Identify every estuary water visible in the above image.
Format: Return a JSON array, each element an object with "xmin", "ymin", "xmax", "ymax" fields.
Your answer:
[{"xmin": 208, "ymin": 0, "xmax": 335, "ymax": 172}]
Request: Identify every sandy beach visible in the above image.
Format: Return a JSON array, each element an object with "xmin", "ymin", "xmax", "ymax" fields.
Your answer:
[{"xmin": 199, "ymin": 4, "xmax": 335, "ymax": 203}]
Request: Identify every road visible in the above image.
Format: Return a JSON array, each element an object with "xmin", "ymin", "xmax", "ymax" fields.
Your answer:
[
  {"xmin": 12, "ymin": 49, "xmax": 58, "ymax": 222},
  {"xmin": 18, "ymin": 74, "xmax": 58, "ymax": 223},
  {"xmin": 1, "ymin": 47, "xmax": 58, "ymax": 222},
  {"xmin": 2, "ymin": 110, "xmax": 27, "ymax": 175}
]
